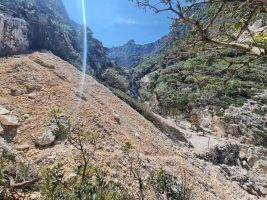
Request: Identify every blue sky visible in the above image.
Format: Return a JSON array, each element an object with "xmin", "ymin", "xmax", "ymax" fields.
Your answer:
[{"xmin": 62, "ymin": 0, "xmax": 173, "ymax": 47}]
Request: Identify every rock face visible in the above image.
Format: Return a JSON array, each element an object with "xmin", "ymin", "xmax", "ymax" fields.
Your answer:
[
  {"xmin": 0, "ymin": 0, "xmax": 111, "ymax": 76},
  {"xmin": 0, "ymin": 13, "xmax": 29, "ymax": 56}
]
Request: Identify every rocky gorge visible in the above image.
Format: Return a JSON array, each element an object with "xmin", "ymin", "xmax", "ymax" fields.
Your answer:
[{"xmin": 0, "ymin": 0, "xmax": 266, "ymax": 199}]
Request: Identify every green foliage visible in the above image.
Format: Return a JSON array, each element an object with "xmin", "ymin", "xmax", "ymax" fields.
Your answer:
[
  {"xmin": 122, "ymin": 141, "xmax": 134, "ymax": 153},
  {"xmin": 135, "ymin": 49, "xmax": 266, "ymax": 115},
  {"xmin": 111, "ymin": 88, "xmax": 188, "ymax": 143},
  {"xmin": 102, "ymin": 68, "xmax": 129, "ymax": 92},
  {"xmin": 50, "ymin": 108, "xmax": 71, "ymax": 140},
  {"xmin": 0, "ymin": 150, "xmax": 38, "ymax": 199},
  {"xmin": 41, "ymin": 163, "xmax": 132, "ymax": 200},
  {"xmin": 150, "ymin": 169, "xmax": 193, "ymax": 200}
]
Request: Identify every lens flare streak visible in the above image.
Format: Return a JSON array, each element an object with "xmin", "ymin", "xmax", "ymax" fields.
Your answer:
[{"xmin": 76, "ymin": 0, "xmax": 88, "ymax": 114}]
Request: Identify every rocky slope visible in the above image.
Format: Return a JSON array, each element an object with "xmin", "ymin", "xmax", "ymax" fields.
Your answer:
[
  {"xmin": 0, "ymin": 52, "xmax": 265, "ymax": 199},
  {"xmin": 0, "ymin": 0, "xmax": 111, "ymax": 76}
]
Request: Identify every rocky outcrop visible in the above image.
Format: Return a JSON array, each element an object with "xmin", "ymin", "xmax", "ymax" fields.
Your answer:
[
  {"xmin": 0, "ymin": 13, "xmax": 29, "ymax": 55},
  {"xmin": 0, "ymin": 0, "xmax": 111, "ymax": 76},
  {"xmin": 197, "ymin": 143, "xmax": 240, "ymax": 165}
]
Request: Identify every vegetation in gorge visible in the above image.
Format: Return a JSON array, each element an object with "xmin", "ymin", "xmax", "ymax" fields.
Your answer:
[
  {"xmin": 135, "ymin": 49, "xmax": 267, "ymax": 115},
  {"xmin": 131, "ymin": 0, "xmax": 267, "ymax": 56},
  {"xmin": 111, "ymin": 88, "xmax": 188, "ymax": 143}
]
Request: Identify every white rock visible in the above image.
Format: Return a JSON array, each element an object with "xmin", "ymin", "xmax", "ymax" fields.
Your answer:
[
  {"xmin": 16, "ymin": 144, "xmax": 30, "ymax": 151},
  {"xmin": 0, "ymin": 115, "xmax": 20, "ymax": 126},
  {"xmin": 33, "ymin": 130, "xmax": 55, "ymax": 147},
  {"xmin": 113, "ymin": 112, "xmax": 120, "ymax": 123},
  {"xmin": 30, "ymin": 192, "xmax": 40, "ymax": 200},
  {"xmin": 27, "ymin": 93, "xmax": 37, "ymax": 99},
  {"xmin": 0, "ymin": 125, "xmax": 3, "ymax": 134},
  {"xmin": 0, "ymin": 106, "xmax": 10, "ymax": 115},
  {"xmin": 134, "ymin": 132, "xmax": 140, "ymax": 139}
]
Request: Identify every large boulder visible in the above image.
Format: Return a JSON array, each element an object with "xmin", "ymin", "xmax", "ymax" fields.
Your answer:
[
  {"xmin": 197, "ymin": 143, "xmax": 240, "ymax": 165},
  {"xmin": 0, "ymin": 106, "xmax": 10, "ymax": 115},
  {"xmin": 0, "ymin": 115, "xmax": 19, "ymax": 126},
  {"xmin": 33, "ymin": 130, "xmax": 55, "ymax": 147}
]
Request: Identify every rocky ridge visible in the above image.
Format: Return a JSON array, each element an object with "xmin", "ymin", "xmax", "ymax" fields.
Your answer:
[{"xmin": 107, "ymin": 24, "xmax": 190, "ymax": 68}]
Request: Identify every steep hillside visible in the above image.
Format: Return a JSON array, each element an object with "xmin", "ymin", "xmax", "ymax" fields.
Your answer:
[
  {"xmin": 0, "ymin": 52, "xmax": 265, "ymax": 199},
  {"xmin": 0, "ymin": 0, "xmax": 111, "ymax": 76}
]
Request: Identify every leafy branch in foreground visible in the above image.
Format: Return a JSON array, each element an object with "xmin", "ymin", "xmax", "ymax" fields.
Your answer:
[
  {"xmin": 122, "ymin": 141, "xmax": 193, "ymax": 200},
  {"xmin": 41, "ymin": 110, "xmax": 132, "ymax": 200},
  {"xmin": 130, "ymin": 0, "xmax": 266, "ymax": 56},
  {"xmin": 0, "ymin": 149, "xmax": 39, "ymax": 199}
]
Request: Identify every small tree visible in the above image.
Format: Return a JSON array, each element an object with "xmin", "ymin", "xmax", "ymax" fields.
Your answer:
[
  {"xmin": 130, "ymin": 0, "xmax": 266, "ymax": 56},
  {"xmin": 41, "ymin": 111, "xmax": 133, "ymax": 200}
]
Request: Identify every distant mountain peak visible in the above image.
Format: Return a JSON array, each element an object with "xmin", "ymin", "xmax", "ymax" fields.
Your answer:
[
  {"xmin": 126, "ymin": 39, "xmax": 136, "ymax": 45},
  {"xmin": 108, "ymin": 36, "xmax": 170, "ymax": 68}
]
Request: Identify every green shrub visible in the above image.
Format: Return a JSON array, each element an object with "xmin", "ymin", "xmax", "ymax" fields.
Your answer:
[
  {"xmin": 102, "ymin": 68, "xmax": 129, "ymax": 92},
  {"xmin": 150, "ymin": 168, "xmax": 193, "ymax": 200},
  {"xmin": 111, "ymin": 88, "xmax": 188, "ymax": 143}
]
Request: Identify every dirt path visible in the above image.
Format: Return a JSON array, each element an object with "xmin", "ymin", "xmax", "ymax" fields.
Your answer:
[{"xmin": 154, "ymin": 113, "xmax": 226, "ymax": 152}]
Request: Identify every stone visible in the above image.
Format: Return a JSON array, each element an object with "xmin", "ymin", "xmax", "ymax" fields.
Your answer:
[
  {"xmin": 23, "ymin": 114, "xmax": 30, "ymax": 119},
  {"xmin": 134, "ymin": 132, "xmax": 140, "ymax": 139},
  {"xmin": 113, "ymin": 112, "xmax": 120, "ymax": 123},
  {"xmin": 0, "ymin": 125, "xmax": 3, "ymax": 134},
  {"xmin": 239, "ymin": 151, "xmax": 246, "ymax": 160},
  {"xmin": 258, "ymin": 186, "xmax": 267, "ymax": 196},
  {"xmin": 33, "ymin": 130, "xmax": 55, "ymax": 147},
  {"xmin": 0, "ymin": 13, "xmax": 29, "ymax": 56},
  {"xmin": 0, "ymin": 137, "xmax": 11, "ymax": 151},
  {"xmin": 0, "ymin": 106, "xmax": 10, "ymax": 115},
  {"xmin": 16, "ymin": 144, "xmax": 30, "ymax": 151},
  {"xmin": 75, "ymin": 92, "xmax": 87, "ymax": 101},
  {"xmin": 253, "ymin": 159, "xmax": 267, "ymax": 173},
  {"xmin": 27, "ymin": 93, "xmax": 37, "ymax": 99},
  {"xmin": 30, "ymin": 192, "xmax": 40, "ymax": 200},
  {"xmin": 197, "ymin": 143, "xmax": 240, "ymax": 165},
  {"xmin": 241, "ymin": 160, "xmax": 250, "ymax": 170},
  {"xmin": 247, "ymin": 155, "xmax": 257, "ymax": 167},
  {"xmin": 0, "ymin": 115, "xmax": 20, "ymax": 126}
]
